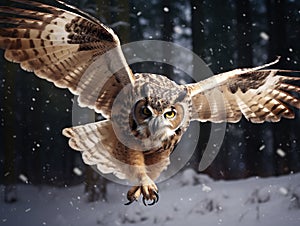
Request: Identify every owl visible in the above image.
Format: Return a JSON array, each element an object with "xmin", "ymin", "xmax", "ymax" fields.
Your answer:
[{"xmin": 1, "ymin": 0, "xmax": 300, "ymax": 206}]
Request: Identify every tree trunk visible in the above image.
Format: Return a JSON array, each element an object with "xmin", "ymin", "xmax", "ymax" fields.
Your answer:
[
  {"xmin": 189, "ymin": 0, "xmax": 209, "ymax": 173},
  {"xmin": 3, "ymin": 61, "xmax": 17, "ymax": 203},
  {"xmin": 234, "ymin": 0, "xmax": 256, "ymax": 178},
  {"xmin": 162, "ymin": 0, "xmax": 174, "ymax": 79},
  {"xmin": 266, "ymin": 0, "xmax": 289, "ymax": 176},
  {"xmin": 85, "ymin": 166, "xmax": 107, "ymax": 202},
  {"xmin": 235, "ymin": 0, "xmax": 253, "ymax": 67},
  {"xmin": 191, "ymin": 0, "xmax": 205, "ymax": 62},
  {"xmin": 113, "ymin": 0, "xmax": 130, "ymax": 43}
]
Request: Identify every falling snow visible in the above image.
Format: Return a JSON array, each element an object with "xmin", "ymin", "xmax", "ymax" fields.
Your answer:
[
  {"xmin": 163, "ymin": 7, "xmax": 169, "ymax": 13},
  {"xmin": 260, "ymin": 31, "xmax": 269, "ymax": 41},
  {"xmin": 73, "ymin": 168, "xmax": 83, "ymax": 176},
  {"xmin": 174, "ymin": 26, "xmax": 183, "ymax": 34},
  {"xmin": 276, "ymin": 148, "xmax": 286, "ymax": 157},
  {"xmin": 19, "ymin": 174, "xmax": 29, "ymax": 184},
  {"xmin": 259, "ymin": 144, "xmax": 265, "ymax": 151},
  {"xmin": 25, "ymin": 208, "xmax": 31, "ymax": 213}
]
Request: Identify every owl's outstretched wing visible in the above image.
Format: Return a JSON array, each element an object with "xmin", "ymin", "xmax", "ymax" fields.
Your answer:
[
  {"xmin": 186, "ymin": 58, "xmax": 300, "ymax": 123},
  {"xmin": 0, "ymin": 0, "xmax": 135, "ymax": 118}
]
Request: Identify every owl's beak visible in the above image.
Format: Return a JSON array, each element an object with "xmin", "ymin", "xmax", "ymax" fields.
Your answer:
[{"xmin": 148, "ymin": 116, "xmax": 170, "ymax": 137}]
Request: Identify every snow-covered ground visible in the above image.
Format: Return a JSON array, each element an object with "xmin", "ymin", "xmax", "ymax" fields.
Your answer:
[{"xmin": 1, "ymin": 169, "xmax": 300, "ymax": 226}]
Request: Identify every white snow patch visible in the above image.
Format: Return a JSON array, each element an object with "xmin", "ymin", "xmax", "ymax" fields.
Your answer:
[
  {"xmin": 279, "ymin": 187, "xmax": 289, "ymax": 196},
  {"xmin": 1, "ymin": 170, "xmax": 300, "ymax": 226},
  {"xmin": 202, "ymin": 184, "xmax": 212, "ymax": 192}
]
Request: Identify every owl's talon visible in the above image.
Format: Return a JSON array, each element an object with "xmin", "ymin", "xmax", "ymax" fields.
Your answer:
[
  {"xmin": 126, "ymin": 186, "xmax": 142, "ymax": 205},
  {"xmin": 141, "ymin": 185, "xmax": 159, "ymax": 206},
  {"xmin": 142, "ymin": 195, "xmax": 158, "ymax": 206},
  {"xmin": 124, "ymin": 199, "xmax": 136, "ymax": 205},
  {"xmin": 153, "ymin": 190, "xmax": 159, "ymax": 202},
  {"xmin": 142, "ymin": 197, "xmax": 155, "ymax": 206},
  {"xmin": 142, "ymin": 197, "xmax": 147, "ymax": 206}
]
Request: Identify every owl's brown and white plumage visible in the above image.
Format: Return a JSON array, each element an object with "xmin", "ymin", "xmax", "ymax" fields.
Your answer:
[{"xmin": 1, "ymin": 0, "xmax": 300, "ymax": 205}]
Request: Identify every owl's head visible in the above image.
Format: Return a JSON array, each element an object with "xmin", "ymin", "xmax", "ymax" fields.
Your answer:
[
  {"xmin": 111, "ymin": 74, "xmax": 192, "ymax": 150},
  {"xmin": 131, "ymin": 96, "xmax": 189, "ymax": 141}
]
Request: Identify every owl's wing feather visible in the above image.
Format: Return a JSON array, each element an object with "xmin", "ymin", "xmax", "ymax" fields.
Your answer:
[
  {"xmin": 187, "ymin": 58, "xmax": 300, "ymax": 123},
  {"xmin": 0, "ymin": 0, "xmax": 135, "ymax": 117},
  {"xmin": 62, "ymin": 120, "xmax": 128, "ymax": 180}
]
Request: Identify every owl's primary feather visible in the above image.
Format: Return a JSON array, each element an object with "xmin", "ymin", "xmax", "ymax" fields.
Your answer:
[{"xmin": 1, "ymin": 0, "xmax": 300, "ymax": 206}]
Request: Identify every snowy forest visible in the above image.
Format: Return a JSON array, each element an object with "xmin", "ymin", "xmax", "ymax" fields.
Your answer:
[{"xmin": 0, "ymin": 0, "xmax": 300, "ymax": 225}]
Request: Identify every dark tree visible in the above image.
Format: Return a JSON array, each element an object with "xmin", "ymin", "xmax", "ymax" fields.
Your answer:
[
  {"xmin": 3, "ymin": 61, "xmax": 17, "ymax": 203},
  {"xmin": 161, "ymin": 0, "xmax": 174, "ymax": 78},
  {"xmin": 235, "ymin": 0, "xmax": 253, "ymax": 67},
  {"xmin": 189, "ymin": 0, "xmax": 211, "ymax": 173},
  {"xmin": 234, "ymin": 0, "xmax": 255, "ymax": 178},
  {"xmin": 266, "ymin": 0, "xmax": 293, "ymax": 176}
]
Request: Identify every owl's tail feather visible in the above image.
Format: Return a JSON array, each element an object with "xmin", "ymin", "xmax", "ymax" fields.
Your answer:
[{"xmin": 62, "ymin": 120, "xmax": 127, "ymax": 179}]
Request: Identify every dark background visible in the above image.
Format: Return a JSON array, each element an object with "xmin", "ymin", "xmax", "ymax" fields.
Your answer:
[{"xmin": 0, "ymin": 0, "xmax": 299, "ymax": 202}]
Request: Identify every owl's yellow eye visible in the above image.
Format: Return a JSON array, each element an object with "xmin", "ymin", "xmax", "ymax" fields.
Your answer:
[
  {"xmin": 164, "ymin": 110, "xmax": 176, "ymax": 119},
  {"xmin": 141, "ymin": 106, "xmax": 152, "ymax": 117}
]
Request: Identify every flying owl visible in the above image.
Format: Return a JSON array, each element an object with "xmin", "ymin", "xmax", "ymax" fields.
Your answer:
[{"xmin": 1, "ymin": 0, "xmax": 300, "ymax": 206}]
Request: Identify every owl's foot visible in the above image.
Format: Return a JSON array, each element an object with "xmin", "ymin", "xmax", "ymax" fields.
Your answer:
[
  {"xmin": 141, "ymin": 182, "xmax": 159, "ymax": 206},
  {"xmin": 125, "ymin": 183, "xmax": 159, "ymax": 206},
  {"xmin": 124, "ymin": 186, "xmax": 141, "ymax": 205}
]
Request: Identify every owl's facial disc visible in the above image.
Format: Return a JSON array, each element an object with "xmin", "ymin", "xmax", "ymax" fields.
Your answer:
[
  {"xmin": 148, "ymin": 114, "xmax": 174, "ymax": 138},
  {"xmin": 132, "ymin": 98, "xmax": 188, "ymax": 140}
]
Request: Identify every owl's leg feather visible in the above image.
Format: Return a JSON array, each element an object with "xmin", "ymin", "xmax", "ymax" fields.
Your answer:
[{"xmin": 120, "ymin": 149, "xmax": 160, "ymax": 205}]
